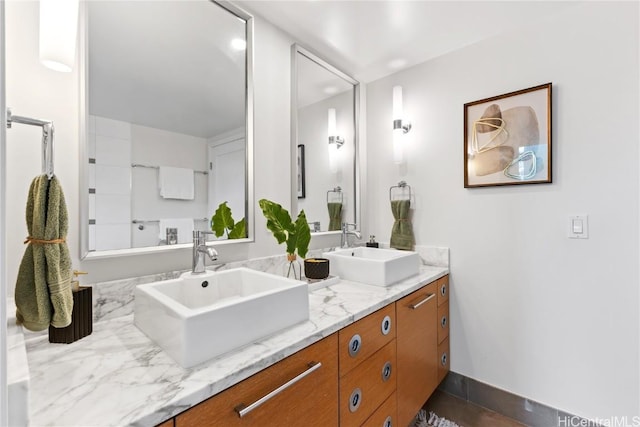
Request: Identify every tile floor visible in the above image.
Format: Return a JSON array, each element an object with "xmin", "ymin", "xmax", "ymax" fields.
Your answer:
[{"xmin": 423, "ymin": 390, "xmax": 527, "ymax": 427}]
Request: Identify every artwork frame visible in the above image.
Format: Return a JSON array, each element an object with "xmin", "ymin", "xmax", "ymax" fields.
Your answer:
[
  {"xmin": 297, "ymin": 144, "xmax": 306, "ymax": 199},
  {"xmin": 464, "ymin": 83, "xmax": 552, "ymax": 188}
]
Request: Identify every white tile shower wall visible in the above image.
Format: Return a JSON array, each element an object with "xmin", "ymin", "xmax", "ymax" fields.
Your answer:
[
  {"xmin": 130, "ymin": 123, "xmax": 208, "ymax": 248},
  {"xmin": 92, "ymin": 115, "xmax": 132, "ymax": 250}
]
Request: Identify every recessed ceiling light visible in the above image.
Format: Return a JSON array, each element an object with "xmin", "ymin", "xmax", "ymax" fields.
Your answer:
[
  {"xmin": 324, "ymin": 86, "xmax": 338, "ymax": 94},
  {"xmin": 231, "ymin": 38, "xmax": 246, "ymax": 51},
  {"xmin": 388, "ymin": 58, "xmax": 407, "ymax": 69}
]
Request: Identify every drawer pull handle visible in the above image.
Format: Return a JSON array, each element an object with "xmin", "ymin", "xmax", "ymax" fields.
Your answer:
[
  {"xmin": 348, "ymin": 334, "xmax": 362, "ymax": 357},
  {"xmin": 441, "ymin": 352, "xmax": 448, "ymax": 367},
  {"xmin": 384, "ymin": 415, "xmax": 393, "ymax": 427},
  {"xmin": 441, "ymin": 283, "xmax": 447, "ymax": 297},
  {"xmin": 441, "ymin": 316, "xmax": 448, "ymax": 328},
  {"xmin": 409, "ymin": 293, "xmax": 435, "ymax": 309},
  {"xmin": 235, "ymin": 361, "xmax": 322, "ymax": 418},
  {"xmin": 349, "ymin": 388, "xmax": 362, "ymax": 413},
  {"xmin": 382, "ymin": 361, "xmax": 392, "ymax": 382},
  {"xmin": 381, "ymin": 315, "xmax": 392, "ymax": 335}
]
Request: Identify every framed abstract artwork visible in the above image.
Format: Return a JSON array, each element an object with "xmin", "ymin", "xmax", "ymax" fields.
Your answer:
[{"xmin": 464, "ymin": 83, "xmax": 552, "ymax": 188}]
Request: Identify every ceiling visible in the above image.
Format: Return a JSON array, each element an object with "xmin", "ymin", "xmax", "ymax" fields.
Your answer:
[
  {"xmin": 89, "ymin": 1, "xmax": 246, "ymax": 138},
  {"xmin": 88, "ymin": 1, "xmax": 581, "ymax": 138},
  {"xmin": 296, "ymin": 50, "xmax": 354, "ymax": 108},
  {"xmin": 238, "ymin": 0, "xmax": 581, "ymax": 83}
]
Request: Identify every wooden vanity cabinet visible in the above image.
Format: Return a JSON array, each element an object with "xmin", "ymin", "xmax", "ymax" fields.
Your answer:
[
  {"xmin": 396, "ymin": 280, "xmax": 439, "ymax": 427},
  {"xmin": 175, "ymin": 333, "xmax": 338, "ymax": 427},
  {"xmin": 163, "ymin": 275, "xmax": 450, "ymax": 427}
]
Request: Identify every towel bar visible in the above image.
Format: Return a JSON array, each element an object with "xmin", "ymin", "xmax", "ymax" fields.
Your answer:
[{"xmin": 132, "ymin": 163, "xmax": 208, "ymax": 175}]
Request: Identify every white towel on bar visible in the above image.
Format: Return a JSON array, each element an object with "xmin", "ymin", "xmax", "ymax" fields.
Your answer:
[
  {"xmin": 158, "ymin": 166, "xmax": 194, "ymax": 200},
  {"xmin": 158, "ymin": 218, "xmax": 194, "ymax": 244}
]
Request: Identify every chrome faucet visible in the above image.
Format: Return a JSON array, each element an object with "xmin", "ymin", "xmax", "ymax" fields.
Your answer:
[
  {"xmin": 341, "ymin": 223, "xmax": 362, "ymax": 248},
  {"xmin": 192, "ymin": 230, "xmax": 219, "ymax": 274}
]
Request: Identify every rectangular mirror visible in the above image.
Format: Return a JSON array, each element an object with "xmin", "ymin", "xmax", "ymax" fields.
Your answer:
[
  {"xmin": 80, "ymin": 1, "xmax": 254, "ymax": 259},
  {"xmin": 291, "ymin": 44, "xmax": 359, "ymax": 234}
]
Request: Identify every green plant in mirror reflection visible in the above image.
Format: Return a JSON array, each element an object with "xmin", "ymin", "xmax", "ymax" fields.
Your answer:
[
  {"xmin": 259, "ymin": 199, "xmax": 310, "ymax": 258},
  {"xmin": 210, "ymin": 201, "xmax": 246, "ymax": 239}
]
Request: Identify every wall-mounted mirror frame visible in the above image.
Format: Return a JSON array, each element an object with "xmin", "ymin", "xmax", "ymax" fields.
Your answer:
[
  {"xmin": 79, "ymin": 1, "xmax": 254, "ymax": 259},
  {"xmin": 291, "ymin": 44, "xmax": 360, "ymax": 234}
]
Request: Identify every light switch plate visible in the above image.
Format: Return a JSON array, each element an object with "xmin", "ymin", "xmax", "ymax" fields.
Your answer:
[{"xmin": 568, "ymin": 215, "xmax": 589, "ymax": 239}]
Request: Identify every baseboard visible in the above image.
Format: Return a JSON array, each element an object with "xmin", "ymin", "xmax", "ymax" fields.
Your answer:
[{"xmin": 438, "ymin": 371, "xmax": 603, "ymax": 427}]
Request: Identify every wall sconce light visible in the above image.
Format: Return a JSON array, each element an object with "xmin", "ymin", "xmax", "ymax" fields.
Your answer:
[
  {"xmin": 392, "ymin": 85, "xmax": 411, "ymax": 164},
  {"xmin": 39, "ymin": 0, "xmax": 80, "ymax": 72},
  {"xmin": 328, "ymin": 108, "xmax": 344, "ymax": 173}
]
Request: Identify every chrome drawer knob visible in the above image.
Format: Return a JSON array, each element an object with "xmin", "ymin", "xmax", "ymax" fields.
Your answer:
[
  {"xmin": 384, "ymin": 416, "xmax": 393, "ymax": 427},
  {"xmin": 349, "ymin": 388, "xmax": 362, "ymax": 413},
  {"xmin": 441, "ymin": 352, "xmax": 448, "ymax": 366},
  {"xmin": 348, "ymin": 334, "xmax": 362, "ymax": 357},
  {"xmin": 441, "ymin": 316, "xmax": 447, "ymax": 328},
  {"xmin": 382, "ymin": 361, "xmax": 392, "ymax": 382},
  {"xmin": 381, "ymin": 315, "xmax": 392, "ymax": 335}
]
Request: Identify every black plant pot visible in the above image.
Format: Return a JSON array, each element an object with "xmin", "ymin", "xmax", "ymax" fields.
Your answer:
[{"xmin": 304, "ymin": 258, "xmax": 330, "ymax": 280}]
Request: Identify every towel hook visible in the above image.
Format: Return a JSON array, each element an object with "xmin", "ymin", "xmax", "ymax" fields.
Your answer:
[
  {"xmin": 327, "ymin": 186, "xmax": 343, "ymax": 204},
  {"xmin": 6, "ymin": 108, "xmax": 55, "ymax": 179},
  {"xmin": 389, "ymin": 181, "xmax": 412, "ymax": 201}
]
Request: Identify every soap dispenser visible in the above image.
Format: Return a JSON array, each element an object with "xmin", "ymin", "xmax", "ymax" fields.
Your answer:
[
  {"xmin": 49, "ymin": 270, "xmax": 93, "ymax": 344},
  {"xmin": 366, "ymin": 235, "xmax": 379, "ymax": 248}
]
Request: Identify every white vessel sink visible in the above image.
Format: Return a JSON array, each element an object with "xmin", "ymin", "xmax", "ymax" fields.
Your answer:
[
  {"xmin": 134, "ymin": 268, "xmax": 309, "ymax": 368},
  {"xmin": 322, "ymin": 247, "xmax": 421, "ymax": 287}
]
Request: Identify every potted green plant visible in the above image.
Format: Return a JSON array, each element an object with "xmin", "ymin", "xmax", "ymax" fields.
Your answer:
[
  {"xmin": 210, "ymin": 201, "xmax": 246, "ymax": 239},
  {"xmin": 258, "ymin": 199, "xmax": 311, "ymax": 279}
]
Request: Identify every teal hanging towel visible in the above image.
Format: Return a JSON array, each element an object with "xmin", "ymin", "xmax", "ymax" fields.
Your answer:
[{"xmin": 390, "ymin": 199, "xmax": 415, "ymax": 250}]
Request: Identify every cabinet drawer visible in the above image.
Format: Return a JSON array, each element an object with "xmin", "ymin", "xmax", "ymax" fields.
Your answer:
[
  {"xmin": 339, "ymin": 304, "xmax": 396, "ymax": 377},
  {"xmin": 438, "ymin": 337, "xmax": 450, "ymax": 384},
  {"xmin": 437, "ymin": 275, "xmax": 449, "ymax": 306},
  {"xmin": 156, "ymin": 420, "xmax": 173, "ymax": 427},
  {"xmin": 437, "ymin": 303, "xmax": 449, "ymax": 344},
  {"xmin": 175, "ymin": 334, "xmax": 338, "ymax": 427},
  {"xmin": 361, "ymin": 391, "xmax": 396, "ymax": 427},
  {"xmin": 396, "ymin": 281, "xmax": 438, "ymax": 427},
  {"xmin": 339, "ymin": 340, "xmax": 397, "ymax": 427}
]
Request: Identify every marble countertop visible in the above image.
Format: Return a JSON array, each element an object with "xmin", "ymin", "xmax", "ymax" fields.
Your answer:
[{"xmin": 23, "ymin": 266, "xmax": 448, "ymax": 426}]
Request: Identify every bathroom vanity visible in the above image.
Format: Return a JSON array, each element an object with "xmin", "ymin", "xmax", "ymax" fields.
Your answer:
[
  {"xmin": 171, "ymin": 275, "xmax": 449, "ymax": 427},
  {"xmin": 18, "ymin": 259, "xmax": 449, "ymax": 426}
]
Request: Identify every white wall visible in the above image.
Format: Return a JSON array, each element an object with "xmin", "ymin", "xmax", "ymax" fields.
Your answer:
[
  {"xmin": 365, "ymin": 2, "xmax": 639, "ymax": 420},
  {"xmin": 4, "ymin": 2, "xmax": 340, "ymax": 292},
  {"xmin": 297, "ymin": 89, "xmax": 355, "ymax": 230}
]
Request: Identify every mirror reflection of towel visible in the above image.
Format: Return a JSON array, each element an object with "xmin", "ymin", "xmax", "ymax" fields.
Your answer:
[
  {"xmin": 158, "ymin": 166, "xmax": 194, "ymax": 200},
  {"xmin": 328, "ymin": 202, "xmax": 342, "ymax": 231}
]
